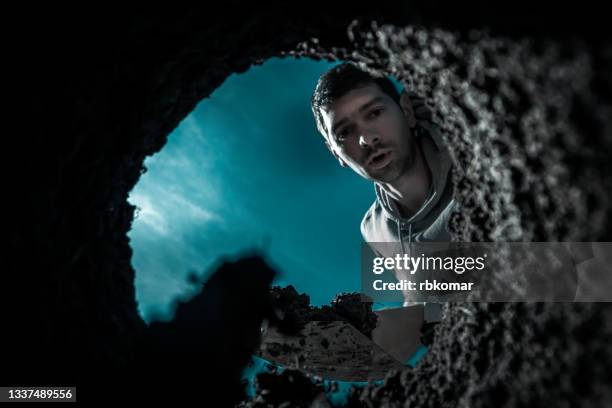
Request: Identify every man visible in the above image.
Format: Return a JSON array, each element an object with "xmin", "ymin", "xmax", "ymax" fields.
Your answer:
[
  {"xmin": 311, "ymin": 62, "xmax": 456, "ymax": 353},
  {"xmin": 311, "ymin": 62, "xmax": 456, "ymax": 292}
]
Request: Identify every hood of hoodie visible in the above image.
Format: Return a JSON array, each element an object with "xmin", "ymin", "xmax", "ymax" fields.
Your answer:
[
  {"xmin": 375, "ymin": 120, "xmax": 453, "ymax": 228},
  {"xmin": 360, "ymin": 112, "xmax": 455, "ymax": 253}
]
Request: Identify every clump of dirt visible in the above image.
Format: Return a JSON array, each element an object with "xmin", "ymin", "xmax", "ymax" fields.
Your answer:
[
  {"xmin": 239, "ymin": 367, "xmax": 329, "ymax": 408},
  {"xmin": 267, "ymin": 286, "xmax": 378, "ymax": 338}
]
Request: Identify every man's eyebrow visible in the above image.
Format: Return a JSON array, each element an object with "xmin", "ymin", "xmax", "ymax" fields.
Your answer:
[{"xmin": 331, "ymin": 96, "xmax": 385, "ymax": 135}]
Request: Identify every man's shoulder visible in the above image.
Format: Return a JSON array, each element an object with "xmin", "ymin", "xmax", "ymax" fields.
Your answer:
[{"xmin": 360, "ymin": 199, "xmax": 384, "ymax": 240}]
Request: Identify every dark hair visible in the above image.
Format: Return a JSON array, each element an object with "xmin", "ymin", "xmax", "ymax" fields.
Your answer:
[{"xmin": 310, "ymin": 62, "xmax": 401, "ymax": 138}]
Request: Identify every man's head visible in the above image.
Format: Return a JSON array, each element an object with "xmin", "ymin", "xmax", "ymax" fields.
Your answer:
[{"xmin": 311, "ymin": 63, "xmax": 419, "ymax": 184}]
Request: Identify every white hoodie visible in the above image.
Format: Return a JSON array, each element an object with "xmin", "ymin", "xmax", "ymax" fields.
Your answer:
[
  {"xmin": 360, "ymin": 99, "xmax": 455, "ymax": 313},
  {"xmin": 360, "ymin": 112, "xmax": 455, "ymax": 254}
]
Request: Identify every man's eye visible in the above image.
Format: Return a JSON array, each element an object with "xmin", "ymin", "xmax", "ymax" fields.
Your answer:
[
  {"xmin": 337, "ymin": 128, "xmax": 351, "ymax": 141},
  {"xmin": 368, "ymin": 108, "xmax": 383, "ymax": 118}
]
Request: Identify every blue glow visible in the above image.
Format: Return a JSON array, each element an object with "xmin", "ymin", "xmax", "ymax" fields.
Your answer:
[{"xmin": 128, "ymin": 57, "xmax": 390, "ymax": 322}]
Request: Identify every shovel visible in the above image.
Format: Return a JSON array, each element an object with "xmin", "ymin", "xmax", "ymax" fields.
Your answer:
[{"xmin": 256, "ymin": 304, "xmax": 425, "ymax": 382}]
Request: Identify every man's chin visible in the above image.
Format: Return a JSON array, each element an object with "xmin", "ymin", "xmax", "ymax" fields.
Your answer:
[{"xmin": 368, "ymin": 167, "xmax": 402, "ymax": 184}]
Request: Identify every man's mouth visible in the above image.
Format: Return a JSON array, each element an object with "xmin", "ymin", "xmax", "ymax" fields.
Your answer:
[{"xmin": 368, "ymin": 150, "xmax": 392, "ymax": 170}]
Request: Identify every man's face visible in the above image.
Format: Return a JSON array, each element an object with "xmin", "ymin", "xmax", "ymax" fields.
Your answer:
[{"xmin": 320, "ymin": 83, "xmax": 417, "ymax": 183}]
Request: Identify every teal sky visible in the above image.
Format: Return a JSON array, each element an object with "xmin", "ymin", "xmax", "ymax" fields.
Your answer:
[{"xmin": 128, "ymin": 57, "xmax": 397, "ymax": 322}]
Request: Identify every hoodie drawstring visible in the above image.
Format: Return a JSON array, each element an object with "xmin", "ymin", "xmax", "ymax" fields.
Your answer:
[
  {"xmin": 398, "ymin": 222, "xmax": 413, "ymax": 259},
  {"xmin": 398, "ymin": 222, "xmax": 405, "ymax": 255},
  {"xmin": 409, "ymin": 223, "xmax": 413, "ymax": 259}
]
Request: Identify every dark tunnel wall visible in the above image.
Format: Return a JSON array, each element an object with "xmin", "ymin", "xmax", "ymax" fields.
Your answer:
[{"xmin": 6, "ymin": 3, "xmax": 612, "ymax": 406}]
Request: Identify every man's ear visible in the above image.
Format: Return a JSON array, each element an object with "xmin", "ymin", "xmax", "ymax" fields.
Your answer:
[
  {"xmin": 324, "ymin": 139, "xmax": 347, "ymax": 167},
  {"xmin": 399, "ymin": 91, "xmax": 417, "ymax": 128}
]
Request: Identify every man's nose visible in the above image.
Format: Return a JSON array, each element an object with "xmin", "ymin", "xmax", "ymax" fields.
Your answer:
[{"xmin": 359, "ymin": 131, "xmax": 380, "ymax": 148}]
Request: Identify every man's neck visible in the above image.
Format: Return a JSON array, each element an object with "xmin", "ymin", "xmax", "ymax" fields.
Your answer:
[{"xmin": 378, "ymin": 141, "xmax": 432, "ymax": 219}]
